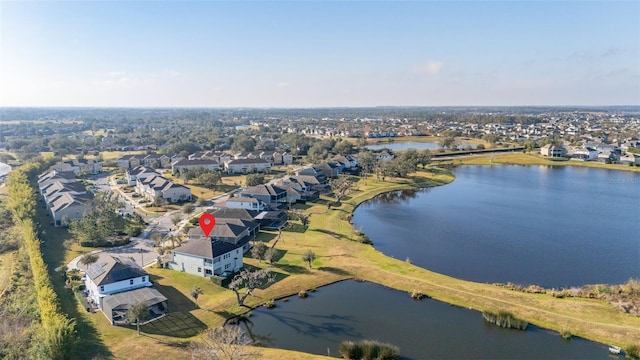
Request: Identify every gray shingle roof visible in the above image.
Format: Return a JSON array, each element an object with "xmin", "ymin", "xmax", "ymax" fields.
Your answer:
[{"xmin": 86, "ymin": 256, "xmax": 148, "ymax": 286}]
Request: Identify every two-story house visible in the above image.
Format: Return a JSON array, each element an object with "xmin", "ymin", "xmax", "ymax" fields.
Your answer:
[
  {"xmin": 224, "ymin": 158, "xmax": 271, "ymax": 174},
  {"xmin": 84, "ymin": 256, "xmax": 167, "ymax": 325},
  {"xmin": 125, "ymin": 166, "xmax": 159, "ymax": 186},
  {"xmin": 169, "ymin": 218, "xmax": 259, "ymax": 277}
]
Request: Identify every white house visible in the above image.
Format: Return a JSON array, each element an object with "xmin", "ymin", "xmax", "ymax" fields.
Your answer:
[
  {"xmin": 51, "ymin": 158, "xmax": 102, "ymax": 175},
  {"xmin": 224, "ymin": 158, "xmax": 271, "ymax": 174},
  {"xmin": 125, "ymin": 166, "xmax": 159, "ymax": 186},
  {"xmin": 571, "ymin": 147, "xmax": 598, "ymax": 161},
  {"xmin": 169, "ymin": 218, "xmax": 259, "ymax": 277},
  {"xmin": 373, "ymin": 150, "xmax": 395, "ymax": 161},
  {"xmin": 84, "ymin": 256, "xmax": 167, "ymax": 325},
  {"xmin": 171, "ymin": 159, "xmax": 221, "ymax": 174},
  {"xmin": 135, "ymin": 175, "xmax": 192, "ymax": 203},
  {"xmin": 225, "ymin": 196, "xmax": 268, "ymax": 211}
]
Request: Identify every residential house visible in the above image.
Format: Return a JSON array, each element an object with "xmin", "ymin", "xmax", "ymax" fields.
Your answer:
[
  {"xmin": 169, "ymin": 218, "xmax": 259, "ymax": 277},
  {"xmin": 49, "ymin": 192, "xmax": 92, "ymax": 226},
  {"xmin": 571, "ymin": 147, "xmax": 598, "ymax": 161},
  {"xmin": 273, "ymin": 151, "xmax": 293, "ymax": 165},
  {"xmin": 116, "ymin": 154, "xmax": 141, "ymax": 169},
  {"xmin": 224, "ymin": 158, "xmax": 271, "ymax": 174},
  {"xmin": 84, "ymin": 256, "xmax": 167, "ymax": 325},
  {"xmin": 136, "ymin": 175, "xmax": 191, "ymax": 203},
  {"xmin": 37, "ymin": 170, "xmax": 77, "ymax": 194},
  {"xmin": 619, "ymin": 153, "xmax": 640, "ymax": 166},
  {"xmin": 209, "ymin": 207, "xmax": 288, "ymax": 230},
  {"xmin": 373, "ymin": 150, "xmax": 395, "ymax": 161},
  {"xmin": 540, "ymin": 144, "xmax": 566, "ymax": 157},
  {"xmin": 125, "ymin": 166, "xmax": 159, "ymax": 186},
  {"xmin": 224, "ymin": 196, "xmax": 268, "ymax": 211},
  {"xmin": 332, "ymin": 154, "xmax": 358, "ymax": 169},
  {"xmin": 142, "ymin": 153, "xmax": 172, "ymax": 168},
  {"xmin": 42, "ymin": 181, "xmax": 87, "ymax": 207},
  {"xmin": 51, "ymin": 158, "xmax": 102, "ymax": 175},
  {"xmin": 240, "ymin": 184, "xmax": 287, "ymax": 205},
  {"xmin": 171, "ymin": 159, "xmax": 221, "ymax": 174}
]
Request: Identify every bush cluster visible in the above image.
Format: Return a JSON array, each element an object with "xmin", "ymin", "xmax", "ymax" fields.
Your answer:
[{"xmin": 339, "ymin": 340, "xmax": 399, "ymax": 360}]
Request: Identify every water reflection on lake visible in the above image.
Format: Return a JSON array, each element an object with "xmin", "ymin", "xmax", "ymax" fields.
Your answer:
[
  {"xmin": 352, "ymin": 165, "xmax": 640, "ymax": 287},
  {"xmin": 243, "ymin": 280, "xmax": 608, "ymax": 359}
]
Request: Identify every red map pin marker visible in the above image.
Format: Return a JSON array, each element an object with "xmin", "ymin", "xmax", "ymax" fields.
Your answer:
[{"xmin": 199, "ymin": 213, "xmax": 216, "ymax": 238}]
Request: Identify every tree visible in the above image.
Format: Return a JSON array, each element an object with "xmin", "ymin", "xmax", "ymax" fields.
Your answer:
[
  {"xmin": 196, "ymin": 197, "xmax": 207, "ymax": 207},
  {"xmin": 191, "ymin": 286, "xmax": 204, "ymax": 306},
  {"xmin": 126, "ymin": 301, "xmax": 150, "ymax": 335},
  {"xmin": 245, "ymin": 174, "xmax": 265, "ymax": 187},
  {"xmin": 290, "ymin": 210, "xmax": 311, "ymax": 229},
  {"xmin": 416, "ymin": 150, "xmax": 431, "ymax": 169},
  {"xmin": 228, "ymin": 269, "xmax": 275, "ymax": 307},
  {"xmin": 264, "ymin": 247, "xmax": 278, "ymax": 264},
  {"xmin": 333, "ymin": 140, "xmax": 355, "ymax": 155},
  {"xmin": 251, "ymin": 242, "xmax": 267, "ymax": 263},
  {"xmin": 196, "ymin": 171, "xmax": 222, "ymax": 189},
  {"xmin": 153, "ymin": 193, "xmax": 166, "ymax": 208},
  {"xmin": 439, "ymin": 136, "xmax": 456, "ymax": 149},
  {"xmin": 171, "ymin": 212, "xmax": 182, "ymax": 229},
  {"xmin": 329, "ymin": 176, "xmax": 352, "ymax": 208},
  {"xmin": 190, "ymin": 325, "xmax": 256, "ymax": 360},
  {"xmin": 151, "ymin": 231, "xmax": 164, "ymax": 247},
  {"xmin": 182, "ymin": 203, "xmax": 195, "ymax": 216},
  {"xmin": 302, "ymin": 249, "xmax": 316, "ymax": 269},
  {"xmin": 79, "ymin": 253, "xmax": 99, "ymax": 269}
]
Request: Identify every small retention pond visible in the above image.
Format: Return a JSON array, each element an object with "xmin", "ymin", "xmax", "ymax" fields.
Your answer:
[{"xmin": 243, "ymin": 280, "xmax": 607, "ymax": 359}]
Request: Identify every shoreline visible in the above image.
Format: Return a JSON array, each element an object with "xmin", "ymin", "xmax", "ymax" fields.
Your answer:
[{"xmin": 273, "ymin": 165, "xmax": 639, "ymax": 349}]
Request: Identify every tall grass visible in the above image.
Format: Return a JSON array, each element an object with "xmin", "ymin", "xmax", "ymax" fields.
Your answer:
[
  {"xmin": 482, "ymin": 310, "xmax": 528, "ymax": 330},
  {"xmin": 339, "ymin": 339, "xmax": 399, "ymax": 360}
]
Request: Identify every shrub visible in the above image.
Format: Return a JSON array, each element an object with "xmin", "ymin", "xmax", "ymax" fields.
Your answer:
[
  {"xmin": 264, "ymin": 299, "xmax": 275, "ymax": 309},
  {"xmin": 482, "ymin": 310, "xmax": 528, "ymax": 330},
  {"xmin": 560, "ymin": 328, "xmax": 572, "ymax": 340},
  {"xmin": 626, "ymin": 344, "xmax": 640, "ymax": 359},
  {"xmin": 410, "ymin": 289, "xmax": 427, "ymax": 300},
  {"xmin": 339, "ymin": 340, "xmax": 399, "ymax": 360},
  {"xmin": 298, "ymin": 290, "xmax": 308, "ymax": 298}
]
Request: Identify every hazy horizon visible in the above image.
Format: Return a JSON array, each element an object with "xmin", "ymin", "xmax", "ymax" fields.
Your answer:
[{"xmin": 2, "ymin": 1, "xmax": 638, "ymax": 108}]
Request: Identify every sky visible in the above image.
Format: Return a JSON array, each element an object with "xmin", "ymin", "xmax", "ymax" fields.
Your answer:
[{"xmin": 1, "ymin": 1, "xmax": 638, "ymax": 107}]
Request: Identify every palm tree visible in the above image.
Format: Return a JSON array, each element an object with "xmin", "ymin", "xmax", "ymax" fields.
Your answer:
[
  {"xmin": 79, "ymin": 253, "xmax": 99, "ymax": 269},
  {"xmin": 302, "ymin": 249, "xmax": 316, "ymax": 269}
]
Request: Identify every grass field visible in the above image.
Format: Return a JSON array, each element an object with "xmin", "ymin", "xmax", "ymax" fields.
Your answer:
[
  {"xmin": 437, "ymin": 152, "xmax": 640, "ymax": 172},
  {"xmin": 31, "ymin": 164, "xmax": 640, "ymax": 358},
  {"xmin": 0, "ymin": 251, "xmax": 16, "ymax": 299}
]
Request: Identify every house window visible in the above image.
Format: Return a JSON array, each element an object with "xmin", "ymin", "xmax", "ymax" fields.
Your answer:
[
  {"xmin": 130, "ymin": 279, "xmax": 134, "ymax": 285},
  {"xmin": 224, "ymin": 264, "xmax": 231, "ymax": 270},
  {"xmin": 197, "ymin": 267, "xmax": 201, "ymax": 273},
  {"xmin": 142, "ymin": 276, "xmax": 146, "ymax": 282},
  {"xmin": 100, "ymin": 286, "xmax": 104, "ymax": 292},
  {"xmin": 223, "ymin": 253, "xmax": 230, "ymax": 259}
]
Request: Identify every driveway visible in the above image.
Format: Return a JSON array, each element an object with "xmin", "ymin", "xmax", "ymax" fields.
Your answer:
[{"xmin": 68, "ymin": 237, "xmax": 158, "ymax": 272}]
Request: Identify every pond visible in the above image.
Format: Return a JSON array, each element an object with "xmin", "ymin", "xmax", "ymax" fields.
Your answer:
[
  {"xmin": 352, "ymin": 165, "xmax": 640, "ymax": 288},
  {"xmin": 243, "ymin": 280, "xmax": 608, "ymax": 359},
  {"xmin": 365, "ymin": 141, "xmax": 477, "ymax": 151}
]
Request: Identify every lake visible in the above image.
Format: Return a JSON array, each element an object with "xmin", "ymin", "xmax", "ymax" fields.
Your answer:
[
  {"xmin": 243, "ymin": 280, "xmax": 607, "ymax": 359},
  {"xmin": 366, "ymin": 141, "xmax": 477, "ymax": 151},
  {"xmin": 352, "ymin": 166, "xmax": 640, "ymax": 288}
]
